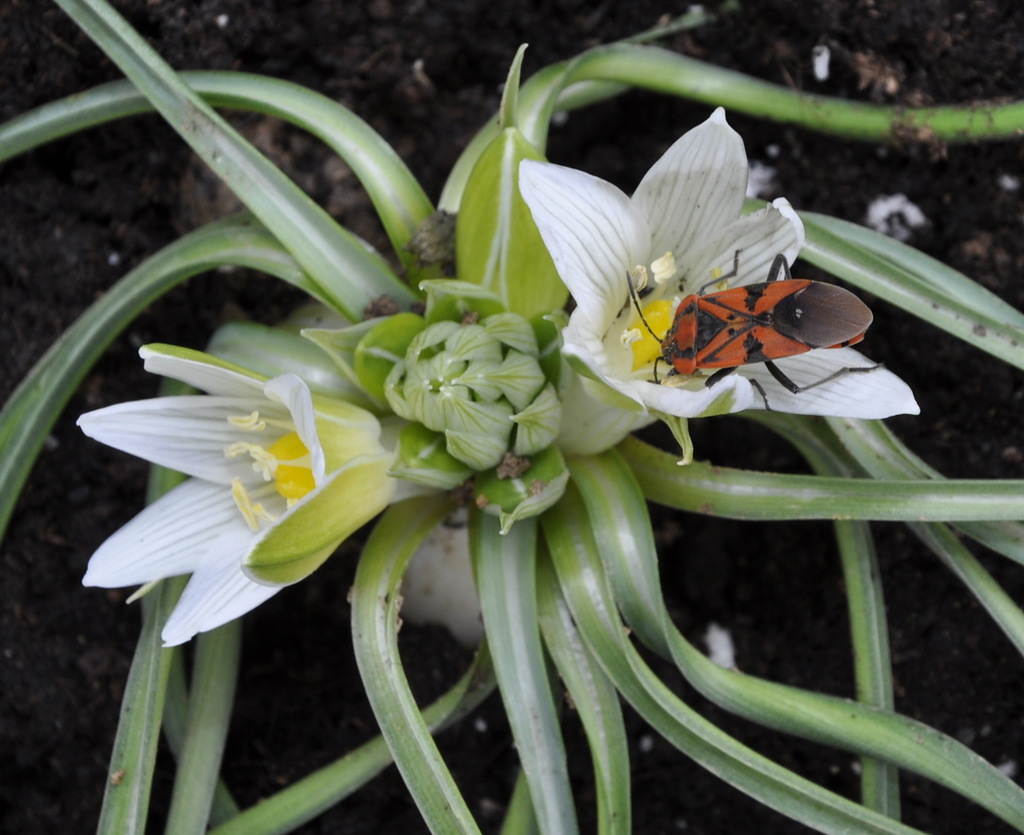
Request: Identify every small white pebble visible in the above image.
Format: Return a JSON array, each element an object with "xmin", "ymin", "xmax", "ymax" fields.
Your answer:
[
  {"xmin": 107, "ymin": 251, "xmax": 121, "ymax": 267},
  {"xmin": 997, "ymin": 173, "xmax": 1020, "ymax": 192},
  {"xmin": 215, "ymin": 14, "xmax": 229, "ymax": 29},
  {"xmin": 997, "ymin": 760, "xmax": 1019, "ymax": 779},
  {"xmin": 704, "ymin": 622, "xmax": 736, "ymax": 669},
  {"xmin": 638, "ymin": 734, "xmax": 655, "ymax": 753},
  {"xmin": 473, "ymin": 717, "xmax": 488, "ymax": 733},
  {"xmin": 865, "ymin": 193, "xmax": 928, "ymax": 242},
  {"xmin": 811, "ymin": 44, "xmax": 831, "ymax": 81},
  {"xmin": 765, "ymin": 143, "xmax": 781, "ymax": 159},
  {"xmin": 746, "ymin": 160, "xmax": 777, "ymax": 199},
  {"xmin": 400, "ymin": 509, "xmax": 483, "ymax": 647}
]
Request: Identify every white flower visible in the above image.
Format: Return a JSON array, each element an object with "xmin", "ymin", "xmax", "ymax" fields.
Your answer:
[
  {"xmin": 519, "ymin": 108, "xmax": 918, "ymax": 419},
  {"xmin": 79, "ymin": 345, "xmax": 395, "ymax": 645}
]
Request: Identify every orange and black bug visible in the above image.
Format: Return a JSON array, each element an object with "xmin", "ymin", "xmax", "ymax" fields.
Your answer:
[{"xmin": 630, "ymin": 252, "xmax": 879, "ymax": 408}]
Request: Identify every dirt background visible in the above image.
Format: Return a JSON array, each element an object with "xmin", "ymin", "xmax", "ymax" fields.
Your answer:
[{"xmin": 2, "ymin": 1, "xmax": 1023, "ymax": 832}]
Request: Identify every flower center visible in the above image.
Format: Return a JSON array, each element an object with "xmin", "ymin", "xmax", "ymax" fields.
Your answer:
[
  {"xmin": 628, "ymin": 299, "xmax": 674, "ymax": 371},
  {"xmin": 225, "ymin": 416, "xmax": 317, "ymax": 529}
]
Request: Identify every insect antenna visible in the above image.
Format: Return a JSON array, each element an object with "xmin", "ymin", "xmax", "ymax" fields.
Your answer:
[
  {"xmin": 626, "ymin": 270, "xmax": 660, "ymax": 341},
  {"xmin": 626, "ymin": 270, "xmax": 667, "ymax": 383}
]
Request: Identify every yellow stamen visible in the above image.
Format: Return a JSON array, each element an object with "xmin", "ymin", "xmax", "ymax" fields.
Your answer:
[
  {"xmin": 227, "ymin": 410, "xmax": 266, "ymax": 431},
  {"xmin": 629, "ymin": 299, "xmax": 674, "ymax": 371},
  {"xmin": 224, "ymin": 441, "xmax": 277, "ymax": 481},
  {"xmin": 231, "ymin": 478, "xmax": 277, "ymax": 531},
  {"xmin": 629, "ymin": 264, "xmax": 650, "ymax": 292}
]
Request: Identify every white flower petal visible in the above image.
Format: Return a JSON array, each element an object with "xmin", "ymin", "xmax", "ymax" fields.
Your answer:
[
  {"xmin": 77, "ymin": 395, "xmax": 291, "ymax": 483},
  {"xmin": 83, "ymin": 480, "xmax": 253, "ymax": 587},
  {"xmin": 633, "ymin": 108, "xmax": 748, "ymax": 260},
  {"xmin": 263, "ymin": 374, "xmax": 327, "ymax": 482},
  {"xmin": 681, "ymin": 199, "xmax": 806, "ymax": 293},
  {"xmin": 556, "ymin": 372, "xmax": 656, "ymax": 454},
  {"xmin": 140, "ymin": 345, "xmax": 266, "ymax": 397},
  {"xmin": 741, "ymin": 348, "xmax": 920, "ymax": 417},
  {"xmin": 160, "ymin": 550, "xmax": 282, "ymax": 646},
  {"xmin": 519, "ymin": 159, "xmax": 650, "ymax": 307},
  {"xmin": 632, "ymin": 373, "xmax": 758, "ymax": 418}
]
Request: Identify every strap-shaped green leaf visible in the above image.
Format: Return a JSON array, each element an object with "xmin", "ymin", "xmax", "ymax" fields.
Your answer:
[{"xmin": 53, "ymin": 0, "xmax": 416, "ymax": 319}]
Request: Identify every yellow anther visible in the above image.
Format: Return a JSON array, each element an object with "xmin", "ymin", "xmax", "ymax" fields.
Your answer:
[
  {"xmin": 651, "ymin": 252, "xmax": 677, "ymax": 284},
  {"xmin": 628, "ymin": 299, "xmax": 675, "ymax": 371}
]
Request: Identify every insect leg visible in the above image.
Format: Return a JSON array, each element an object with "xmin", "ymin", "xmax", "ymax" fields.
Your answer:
[
  {"xmin": 765, "ymin": 253, "xmax": 792, "ymax": 284},
  {"xmin": 765, "ymin": 359, "xmax": 884, "ymax": 394},
  {"xmin": 695, "ymin": 249, "xmax": 742, "ymax": 295}
]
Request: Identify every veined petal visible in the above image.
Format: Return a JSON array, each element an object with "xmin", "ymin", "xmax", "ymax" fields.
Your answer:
[
  {"xmin": 681, "ymin": 198, "xmax": 806, "ymax": 294},
  {"xmin": 557, "ymin": 372, "xmax": 655, "ymax": 455},
  {"xmin": 141, "ymin": 344, "xmax": 266, "ymax": 397},
  {"xmin": 263, "ymin": 374, "xmax": 327, "ymax": 483},
  {"xmin": 632, "ymin": 373, "xmax": 758, "ymax": 418},
  {"xmin": 160, "ymin": 549, "xmax": 282, "ymax": 646},
  {"xmin": 741, "ymin": 348, "xmax": 920, "ymax": 417},
  {"xmin": 633, "ymin": 108, "xmax": 748, "ymax": 261},
  {"xmin": 77, "ymin": 395, "xmax": 291, "ymax": 484},
  {"xmin": 519, "ymin": 159, "xmax": 650, "ymax": 308},
  {"xmin": 83, "ymin": 480, "xmax": 253, "ymax": 587}
]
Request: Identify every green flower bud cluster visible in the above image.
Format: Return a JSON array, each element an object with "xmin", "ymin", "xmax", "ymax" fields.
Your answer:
[{"xmin": 384, "ymin": 290, "xmax": 561, "ymax": 476}]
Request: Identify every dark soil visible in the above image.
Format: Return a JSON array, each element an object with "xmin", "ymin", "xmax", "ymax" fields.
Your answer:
[{"xmin": 3, "ymin": 1, "xmax": 1023, "ymax": 833}]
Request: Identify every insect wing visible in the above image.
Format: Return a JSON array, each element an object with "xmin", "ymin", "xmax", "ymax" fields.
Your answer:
[{"xmin": 771, "ymin": 282, "xmax": 873, "ymax": 348}]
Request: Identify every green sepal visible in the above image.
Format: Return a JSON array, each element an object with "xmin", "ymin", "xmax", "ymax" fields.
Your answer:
[
  {"xmin": 490, "ymin": 352, "xmax": 547, "ymax": 410},
  {"xmin": 474, "ymin": 445, "xmax": 570, "ymax": 534},
  {"xmin": 481, "ymin": 312, "xmax": 539, "ymax": 356},
  {"xmin": 444, "ymin": 398, "xmax": 516, "ymax": 468},
  {"xmin": 454, "ymin": 83, "xmax": 566, "ymax": 318},
  {"xmin": 207, "ymin": 321, "xmax": 360, "ymax": 400},
  {"xmin": 511, "ymin": 383, "xmax": 562, "ymax": 455},
  {"xmin": 244, "ymin": 454, "xmax": 395, "ymax": 585},
  {"xmin": 354, "ymin": 312, "xmax": 426, "ymax": 404},
  {"xmin": 421, "ymin": 279, "xmax": 506, "ymax": 324},
  {"xmin": 301, "ymin": 320, "xmax": 380, "ymax": 408},
  {"xmin": 446, "ymin": 426, "xmax": 512, "ymax": 472},
  {"xmin": 657, "ymin": 412, "xmax": 695, "ymax": 466},
  {"xmin": 390, "ymin": 423, "xmax": 474, "ymax": 489},
  {"xmin": 533, "ymin": 311, "xmax": 566, "ymax": 387}
]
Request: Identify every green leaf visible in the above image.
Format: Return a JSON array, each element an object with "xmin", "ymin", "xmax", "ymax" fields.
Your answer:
[
  {"xmin": 163, "ymin": 620, "xmax": 241, "ymax": 835},
  {"xmin": 0, "ymin": 71, "xmax": 435, "ymax": 275},
  {"xmin": 455, "ymin": 127, "xmax": 566, "ymax": 317},
  {"xmin": 541, "ymin": 487, "xmax": 924, "ymax": 834},
  {"xmin": 620, "ymin": 436, "xmax": 1024, "ymax": 522},
  {"xmin": 350, "ymin": 494, "xmax": 482, "ymax": 834},
  {"xmin": 471, "ymin": 511, "xmax": 579, "ymax": 835},
  {"xmin": 536, "ymin": 569, "xmax": 632, "ymax": 835},
  {"xmin": 354, "ymin": 312, "xmax": 427, "ymax": 405},
  {"xmin": 0, "ymin": 216, "xmax": 301, "ymax": 546},
  {"xmin": 800, "ymin": 212, "xmax": 1024, "ymax": 372},
  {"xmin": 566, "ymin": 453, "xmax": 1024, "ymax": 831},
  {"xmin": 53, "ymin": 0, "xmax": 415, "ymax": 319}
]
